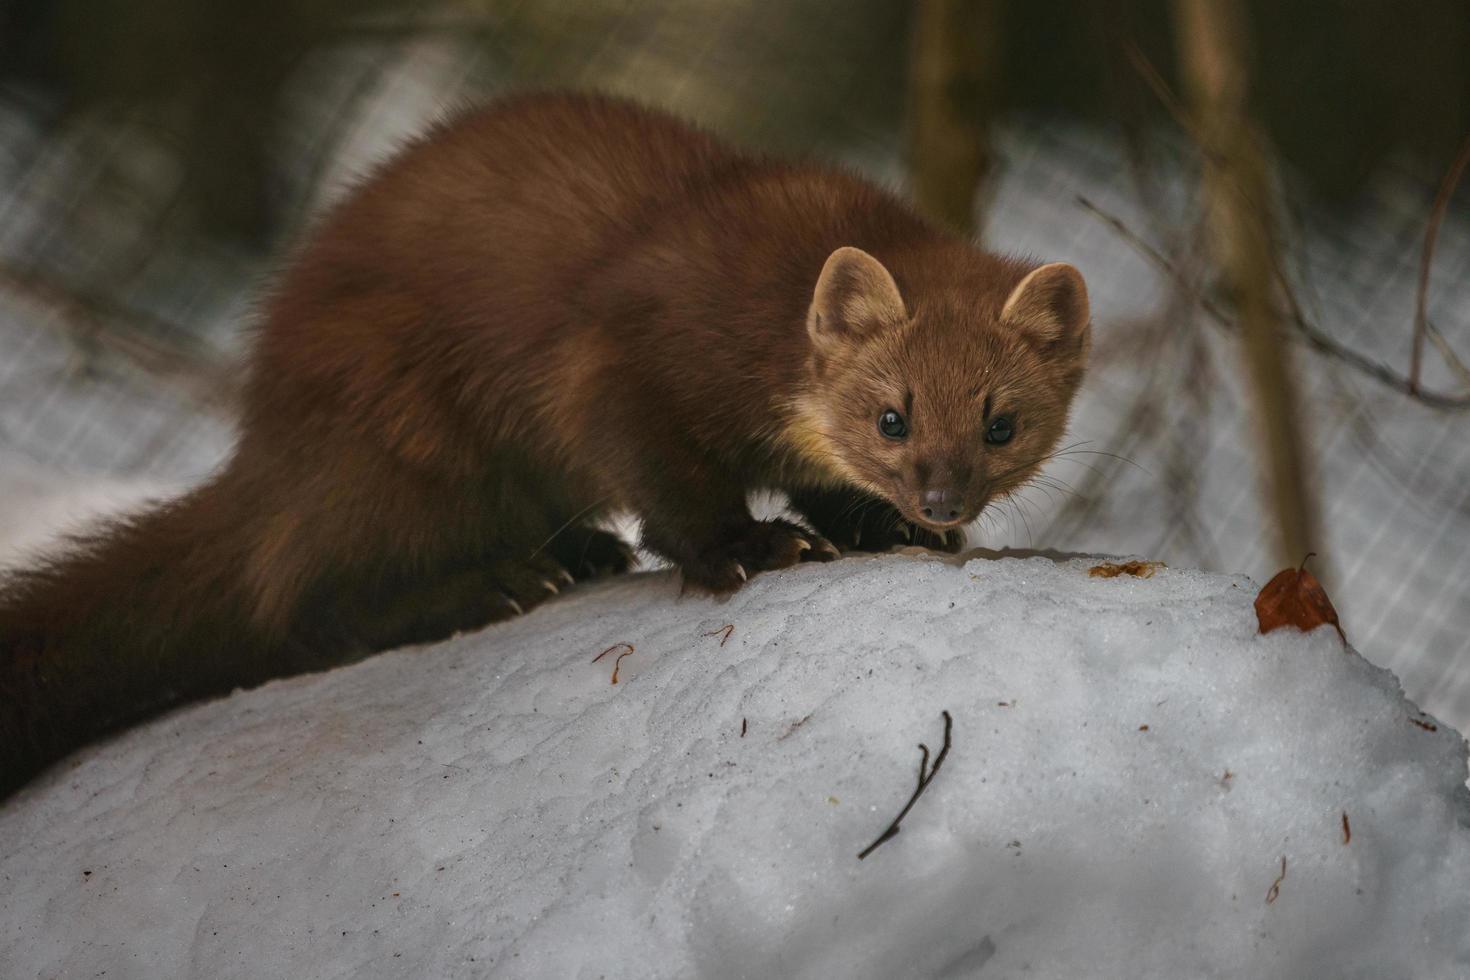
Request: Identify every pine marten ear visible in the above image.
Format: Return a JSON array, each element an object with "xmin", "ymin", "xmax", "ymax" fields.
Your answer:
[
  {"xmin": 807, "ymin": 246, "xmax": 908, "ymax": 349},
  {"xmin": 1001, "ymin": 263, "xmax": 1090, "ymax": 351}
]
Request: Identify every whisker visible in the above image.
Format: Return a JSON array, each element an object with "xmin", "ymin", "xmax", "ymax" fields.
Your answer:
[
  {"xmin": 1013, "ymin": 493, "xmax": 1038, "ymax": 547},
  {"xmin": 1051, "ymin": 448, "xmax": 1151, "ymax": 475},
  {"xmin": 530, "ymin": 494, "xmax": 617, "ymax": 558}
]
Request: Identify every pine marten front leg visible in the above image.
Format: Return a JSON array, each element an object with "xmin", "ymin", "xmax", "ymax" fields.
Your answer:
[
  {"xmin": 645, "ymin": 511, "xmax": 840, "ymax": 593},
  {"xmin": 788, "ymin": 487, "xmax": 965, "ymax": 555},
  {"xmin": 627, "ymin": 437, "xmax": 838, "ymax": 592}
]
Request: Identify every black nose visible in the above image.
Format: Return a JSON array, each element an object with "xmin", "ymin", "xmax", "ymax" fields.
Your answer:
[{"xmin": 919, "ymin": 489, "xmax": 964, "ymax": 523}]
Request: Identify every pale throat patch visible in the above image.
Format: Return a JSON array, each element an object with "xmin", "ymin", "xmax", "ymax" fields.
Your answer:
[{"xmin": 778, "ymin": 397, "xmax": 878, "ymax": 494}]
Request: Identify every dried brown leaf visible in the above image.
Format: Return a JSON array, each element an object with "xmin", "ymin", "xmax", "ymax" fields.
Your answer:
[
  {"xmin": 1254, "ymin": 554, "xmax": 1346, "ymax": 644},
  {"xmin": 1089, "ymin": 560, "xmax": 1164, "ymax": 579}
]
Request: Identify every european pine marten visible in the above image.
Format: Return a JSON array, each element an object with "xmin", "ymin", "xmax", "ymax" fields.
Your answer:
[{"xmin": 0, "ymin": 92, "xmax": 1090, "ymax": 799}]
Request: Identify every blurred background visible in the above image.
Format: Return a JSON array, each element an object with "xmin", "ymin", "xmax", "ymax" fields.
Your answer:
[{"xmin": 0, "ymin": 1, "xmax": 1467, "ymax": 729}]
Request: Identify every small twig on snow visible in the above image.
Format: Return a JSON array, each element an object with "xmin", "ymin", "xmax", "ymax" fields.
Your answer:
[
  {"xmin": 1265, "ymin": 856, "xmax": 1288, "ymax": 904},
  {"xmin": 592, "ymin": 642, "xmax": 635, "ymax": 684},
  {"xmin": 703, "ymin": 624, "xmax": 735, "ymax": 647},
  {"xmin": 858, "ymin": 710, "xmax": 953, "ymax": 860},
  {"xmin": 778, "ymin": 711, "xmax": 814, "ymax": 741}
]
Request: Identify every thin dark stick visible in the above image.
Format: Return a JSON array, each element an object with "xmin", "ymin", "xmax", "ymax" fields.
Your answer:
[
  {"xmin": 1125, "ymin": 43, "xmax": 1197, "ymax": 141},
  {"xmin": 1412, "ymin": 134, "xmax": 1470, "ymax": 394},
  {"xmin": 858, "ymin": 710, "xmax": 953, "ymax": 860}
]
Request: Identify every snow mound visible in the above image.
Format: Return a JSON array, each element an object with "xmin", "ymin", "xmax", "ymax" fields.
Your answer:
[{"xmin": 2, "ymin": 553, "xmax": 1468, "ymax": 979}]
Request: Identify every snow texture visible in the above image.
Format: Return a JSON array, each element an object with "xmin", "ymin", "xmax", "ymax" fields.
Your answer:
[
  {"xmin": 2, "ymin": 552, "xmax": 1468, "ymax": 979},
  {"xmin": 0, "ymin": 452, "xmax": 181, "ymax": 572}
]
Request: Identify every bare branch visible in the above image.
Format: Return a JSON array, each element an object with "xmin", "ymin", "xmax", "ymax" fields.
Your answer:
[
  {"xmin": 1172, "ymin": 0, "xmax": 1318, "ymax": 568},
  {"xmin": 0, "ymin": 264, "xmax": 239, "ymax": 415},
  {"xmin": 1412, "ymin": 135, "xmax": 1470, "ymax": 394},
  {"xmin": 858, "ymin": 710, "xmax": 953, "ymax": 860},
  {"xmin": 1075, "ymin": 196, "xmax": 1470, "ymax": 410}
]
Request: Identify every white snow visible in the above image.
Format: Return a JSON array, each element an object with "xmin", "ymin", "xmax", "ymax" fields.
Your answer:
[
  {"xmin": 2, "ymin": 551, "xmax": 1468, "ymax": 979},
  {"xmin": 0, "ymin": 452, "xmax": 182, "ymax": 571}
]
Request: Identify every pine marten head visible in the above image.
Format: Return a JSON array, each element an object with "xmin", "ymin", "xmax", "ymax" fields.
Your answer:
[{"xmin": 792, "ymin": 246, "xmax": 1090, "ymax": 534}]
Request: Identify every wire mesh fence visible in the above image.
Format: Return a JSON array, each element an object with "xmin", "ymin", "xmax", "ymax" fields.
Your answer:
[{"xmin": 1, "ymin": 6, "xmax": 1467, "ymax": 730}]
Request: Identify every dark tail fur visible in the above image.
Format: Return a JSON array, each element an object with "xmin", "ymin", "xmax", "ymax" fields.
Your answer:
[
  {"xmin": 0, "ymin": 439, "xmax": 629, "ymax": 800},
  {"xmin": 0, "ymin": 467, "xmax": 294, "ymax": 798}
]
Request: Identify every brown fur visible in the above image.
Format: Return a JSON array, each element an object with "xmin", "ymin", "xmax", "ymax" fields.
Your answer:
[{"xmin": 0, "ymin": 92, "xmax": 1089, "ymax": 799}]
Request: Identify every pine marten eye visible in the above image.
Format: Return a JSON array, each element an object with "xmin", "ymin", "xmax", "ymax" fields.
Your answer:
[
  {"xmin": 877, "ymin": 409, "xmax": 908, "ymax": 440},
  {"xmin": 986, "ymin": 416, "xmax": 1015, "ymax": 445}
]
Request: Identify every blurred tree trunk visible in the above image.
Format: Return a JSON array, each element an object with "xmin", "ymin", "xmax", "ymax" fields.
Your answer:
[
  {"xmin": 906, "ymin": 0, "xmax": 1003, "ymax": 236},
  {"xmin": 1172, "ymin": 0, "xmax": 1319, "ymax": 567}
]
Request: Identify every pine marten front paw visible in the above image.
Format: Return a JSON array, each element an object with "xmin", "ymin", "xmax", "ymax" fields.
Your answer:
[
  {"xmin": 824, "ymin": 511, "xmax": 965, "ymax": 555},
  {"xmin": 906, "ymin": 525, "xmax": 966, "ymax": 554},
  {"xmin": 546, "ymin": 526, "xmax": 637, "ymax": 581},
  {"xmin": 679, "ymin": 518, "xmax": 839, "ymax": 593},
  {"xmin": 791, "ymin": 492, "xmax": 965, "ymax": 556}
]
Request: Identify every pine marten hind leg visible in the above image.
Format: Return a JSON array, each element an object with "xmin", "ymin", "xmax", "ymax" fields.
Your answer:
[
  {"xmin": 328, "ymin": 552, "xmax": 576, "ymax": 654},
  {"xmin": 348, "ymin": 526, "xmax": 639, "ymax": 652}
]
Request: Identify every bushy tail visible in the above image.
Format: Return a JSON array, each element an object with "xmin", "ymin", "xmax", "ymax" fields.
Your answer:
[{"xmin": 0, "ymin": 469, "xmax": 278, "ymax": 798}]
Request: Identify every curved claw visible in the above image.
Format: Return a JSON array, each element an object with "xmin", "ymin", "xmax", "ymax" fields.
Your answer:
[{"xmin": 798, "ymin": 533, "xmax": 840, "ymax": 561}]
